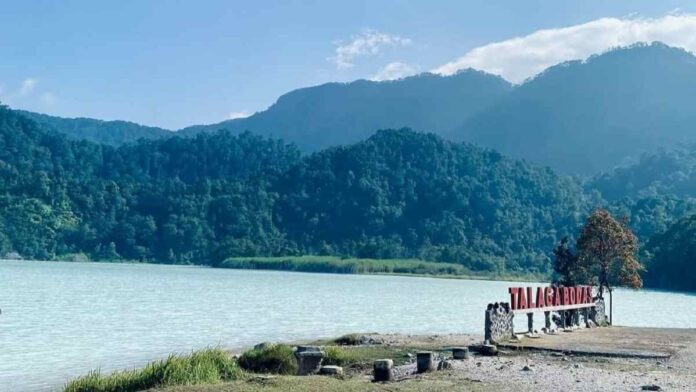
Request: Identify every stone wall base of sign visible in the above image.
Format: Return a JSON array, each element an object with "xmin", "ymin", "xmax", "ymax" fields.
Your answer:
[
  {"xmin": 484, "ymin": 302, "xmax": 514, "ymax": 344},
  {"xmin": 590, "ymin": 297, "xmax": 608, "ymax": 326},
  {"xmin": 486, "ymin": 297, "xmax": 608, "ymax": 344}
]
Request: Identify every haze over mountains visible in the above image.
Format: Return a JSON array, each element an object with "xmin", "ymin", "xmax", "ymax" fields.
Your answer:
[
  {"xmin": 178, "ymin": 70, "xmax": 512, "ymax": 150},
  {"xmin": 459, "ymin": 42, "xmax": 696, "ymax": 174},
  {"xmin": 16, "ymin": 42, "xmax": 696, "ymax": 176}
]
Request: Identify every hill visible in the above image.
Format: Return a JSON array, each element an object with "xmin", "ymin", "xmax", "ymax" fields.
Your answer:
[
  {"xmin": 178, "ymin": 70, "xmax": 512, "ymax": 151},
  {"xmin": 272, "ymin": 128, "xmax": 590, "ymax": 272},
  {"xmin": 456, "ymin": 42, "xmax": 696, "ymax": 174},
  {"xmin": 589, "ymin": 146, "xmax": 696, "ymax": 201},
  {"xmin": 1, "ymin": 105, "xmax": 590, "ymax": 274},
  {"xmin": 17, "ymin": 110, "xmax": 172, "ymax": 146}
]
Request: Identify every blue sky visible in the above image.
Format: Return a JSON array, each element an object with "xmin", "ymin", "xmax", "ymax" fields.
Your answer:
[{"xmin": 1, "ymin": 0, "xmax": 694, "ymax": 129}]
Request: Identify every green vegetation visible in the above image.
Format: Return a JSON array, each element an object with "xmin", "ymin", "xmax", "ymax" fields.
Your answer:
[
  {"xmin": 18, "ymin": 110, "xmax": 172, "ymax": 146},
  {"xmin": 222, "ymin": 256, "xmax": 468, "ymax": 275},
  {"xmin": 553, "ymin": 209, "xmax": 643, "ymax": 291},
  {"xmin": 237, "ymin": 344, "xmax": 298, "ymax": 375},
  {"xmin": 63, "ymin": 349, "xmax": 242, "ymax": 392},
  {"xmin": 2, "ymin": 102, "xmax": 696, "ymax": 290},
  {"xmin": 321, "ymin": 345, "xmax": 415, "ymax": 368},
  {"xmin": 644, "ymin": 214, "xmax": 696, "ymax": 292},
  {"xmin": 220, "ymin": 256, "xmax": 547, "ymax": 281},
  {"xmin": 0, "ymin": 105, "xmax": 588, "ymax": 276}
]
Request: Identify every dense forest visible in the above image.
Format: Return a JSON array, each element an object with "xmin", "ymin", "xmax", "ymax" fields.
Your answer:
[
  {"xmin": 644, "ymin": 214, "xmax": 696, "ymax": 291},
  {"xmin": 1, "ymin": 104, "xmax": 695, "ymax": 289},
  {"xmin": 17, "ymin": 110, "xmax": 172, "ymax": 146}
]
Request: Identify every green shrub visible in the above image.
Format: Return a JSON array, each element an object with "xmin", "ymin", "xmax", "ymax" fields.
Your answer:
[
  {"xmin": 322, "ymin": 346, "xmax": 348, "ymax": 366},
  {"xmin": 237, "ymin": 344, "xmax": 298, "ymax": 375},
  {"xmin": 63, "ymin": 348, "xmax": 242, "ymax": 392},
  {"xmin": 332, "ymin": 334, "xmax": 361, "ymax": 346}
]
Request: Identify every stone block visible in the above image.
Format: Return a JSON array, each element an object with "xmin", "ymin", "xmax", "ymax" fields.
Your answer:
[
  {"xmin": 452, "ymin": 347, "xmax": 470, "ymax": 360},
  {"xmin": 319, "ymin": 365, "xmax": 343, "ymax": 376},
  {"xmin": 480, "ymin": 344, "xmax": 498, "ymax": 356},
  {"xmin": 295, "ymin": 350, "xmax": 324, "ymax": 375},
  {"xmin": 373, "ymin": 359, "xmax": 394, "ymax": 382},
  {"xmin": 437, "ymin": 360, "xmax": 452, "ymax": 370},
  {"xmin": 416, "ymin": 351, "xmax": 435, "ymax": 373}
]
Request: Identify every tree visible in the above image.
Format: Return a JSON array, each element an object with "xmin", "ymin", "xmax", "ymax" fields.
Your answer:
[
  {"xmin": 552, "ymin": 236, "xmax": 578, "ymax": 286},
  {"xmin": 576, "ymin": 209, "xmax": 643, "ymax": 294}
]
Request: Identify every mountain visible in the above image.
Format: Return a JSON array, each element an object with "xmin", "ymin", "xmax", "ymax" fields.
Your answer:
[
  {"xmin": 273, "ymin": 128, "xmax": 590, "ymax": 272},
  {"xmin": 179, "ymin": 70, "xmax": 513, "ymax": 151},
  {"xmin": 1, "ymin": 104, "xmax": 590, "ymax": 273},
  {"xmin": 17, "ymin": 110, "xmax": 172, "ymax": 146},
  {"xmin": 456, "ymin": 42, "xmax": 696, "ymax": 174}
]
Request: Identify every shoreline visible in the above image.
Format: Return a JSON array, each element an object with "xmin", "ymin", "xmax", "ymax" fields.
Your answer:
[
  {"xmin": 65, "ymin": 328, "xmax": 696, "ymax": 392},
  {"xmin": 7, "ymin": 257, "xmax": 696, "ymax": 295}
]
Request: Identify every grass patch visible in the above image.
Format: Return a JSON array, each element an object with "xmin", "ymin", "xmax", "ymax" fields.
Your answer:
[
  {"xmin": 237, "ymin": 344, "xmax": 298, "ymax": 375},
  {"xmin": 63, "ymin": 348, "xmax": 242, "ymax": 392},
  {"xmin": 219, "ymin": 256, "xmax": 545, "ymax": 281},
  {"xmin": 322, "ymin": 345, "xmax": 415, "ymax": 368}
]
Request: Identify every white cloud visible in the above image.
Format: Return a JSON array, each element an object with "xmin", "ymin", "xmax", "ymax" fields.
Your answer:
[
  {"xmin": 228, "ymin": 110, "xmax": 251, "ymax": 120},
  {"xmin": 371, "ymin": 62, "xmax": 419, "ymax": 81},
  {"xmin": 330, "ymin": 29, "xmax": 411, "ymax": 69},
  {"xmin": 433, "ymin": 14, "xmax": 696, "ymax": 83},
  {"xmin": 19, "ymin": 78, "xmax": 37, "ymax": 96}
]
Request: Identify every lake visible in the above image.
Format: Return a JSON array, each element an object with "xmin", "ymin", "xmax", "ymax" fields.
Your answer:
[{"xmin": 1, "ymin": 260, "xmax": 695, "ymax": 391}]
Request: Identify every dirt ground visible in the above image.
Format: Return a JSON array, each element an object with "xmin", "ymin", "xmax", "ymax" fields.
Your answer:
[{"xmin": 160, "ymin": 327, "xmax": 696, "ymax": 392}]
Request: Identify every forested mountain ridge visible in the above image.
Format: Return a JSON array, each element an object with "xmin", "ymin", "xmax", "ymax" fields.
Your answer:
[
  {"xmin": 455, "ymin": 42, "xmax": 696, "ymax": 174},
  {"xmin": 589, "ymin": 146, "xmax": 696, "ymax": 201},
  {"xmin": 178, "ymin": 70, "xmax": 513, "ymax": 151},
  {"xmin": 273, "ymin": 128, "xmax": 590, "ymax": 272},
  {"xmin": 644, "ymin": 214, "xmax": 696, "ymax": 291},
  {"xmin": 1, "ymin": 104, "xmax": 589, "ymax": 274},
  {"xmin": 17, "ymin": 110, "xmax": 172, "ymax": 146},
  {"xmin": 2, "ymin": 104, "xmax": 694, "ymax": 287}
]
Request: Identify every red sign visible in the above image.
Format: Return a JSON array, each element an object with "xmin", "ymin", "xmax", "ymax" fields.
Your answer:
[{"xmin": 508, "ymin": 285, "xmax": 593, "ymax": 311}]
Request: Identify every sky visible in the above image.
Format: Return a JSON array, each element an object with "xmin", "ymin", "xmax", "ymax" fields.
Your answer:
[{"xmin": 1, "ymin": 0, "xmax": 696, "ymax": 129}]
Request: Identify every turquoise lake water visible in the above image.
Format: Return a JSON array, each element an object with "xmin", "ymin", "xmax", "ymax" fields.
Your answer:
[{"xmin": 1, "ymin": 260, "xmax": 694, "ymax": 391}]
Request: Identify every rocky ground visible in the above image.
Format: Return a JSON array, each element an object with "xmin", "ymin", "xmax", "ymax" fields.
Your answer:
[{"xmin": 159, "ymin": 328, "xmax": 696, "ymax": 392}]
